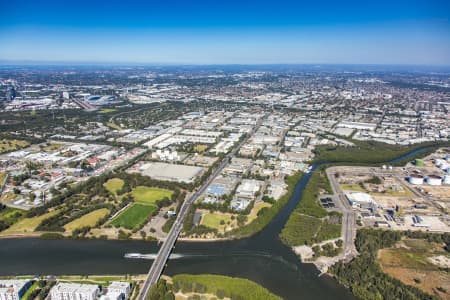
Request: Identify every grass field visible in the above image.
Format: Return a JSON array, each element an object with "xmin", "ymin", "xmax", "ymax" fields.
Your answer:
[
  {"xmin": 172, "ymin": 274, "xmax": 281, "ymax": 300},
  {"xmin": 131, "ymin": 186, "xmax": 173, "ymax": 205},
  {"xmin": 0, "ymin": 171, "xmax": 7, "ymax": 185},
  {"xmin": 0, "ymin": 139, "xmax": 30, "ymax": 154},
  {"xmin": 280, "ymin": 213, "xmax": 322, "ymax": 246},
  {"xmin": 101, "ymin": 108, "xmax": 117, "ymax": 113},
  {"xmin": 340, "ymin": 184, "xmax": 366, "ymax": 192},
  {"xmin": 378, "ymin": 238, "xmax": 450, "ymax": 298},
  {"xmin": 103, "ymin": 178, "xmax": 124, "ymax": 195},
  {"xmin": 105, "ymin": 122, "xmax": 122, "ymax": 130},
  {"xmin": 201, "ymin": 213, "xmax": 234, "ymax": 232},
  {"xmin": 194, "ymin": 144, "xmax": 208, "ymax": 153},
  {"xmin": 111, "ymin": 204, "xmax": 156, "ymax": 230},
  {"xmin": 247, "ymin": 202, "xmax": 272, "ymax": 223},
  {"xmin": 3, "ymin": 210, "xmax": 59, "ymax": 233},
  {"xmin": 64, "ymin": 208, "xmax": 110, "ymax": 231}
]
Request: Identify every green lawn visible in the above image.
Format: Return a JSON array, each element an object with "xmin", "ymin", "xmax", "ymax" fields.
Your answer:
[
  {"xmin": 201, "ymin": 213, "xmax": 233, "ymax": 231},
  {"xmin": 103, "ymin": 178, "xmax": 124, "ymax": 195},
  {"xmin": 111, "ymin": 204, "xmax": 157, "ymax": 230},
  {"xmin": 64, "ymin": 208, "xmax": 110, "ymax": 231},
  {"xmin": 131, "ymin": 186, "xmax": 173, "ymax": 205}
]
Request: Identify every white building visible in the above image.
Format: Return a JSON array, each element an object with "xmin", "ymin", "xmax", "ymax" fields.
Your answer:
[
  {"xmin": 100, "ymin": 282, "xmax": 131, "ymax": 300},
  {"xmin": 50, "ymin": 283, "xmax": 100, "ymax": 300},
  {"xmin": 0, "ymin": 280, "xmax": 32, "ymax": 300},
  {"xmin": 235, "ymin": 179, "xmax": 263, "ymax": 200},
  {"xmin": 345, "ymin": 192, "xmax": 374, "ymax": 208}
]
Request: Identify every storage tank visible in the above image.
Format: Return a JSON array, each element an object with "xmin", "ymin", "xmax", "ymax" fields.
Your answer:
[
  {"xmin": 443, "ymin": 175, "xmax": 450, "ymax": 185},
  {"xmin": 409, "ymin": 174, "xmax": 424, "ymax": 185},
  {"xmin": 439, "ymin": 163, "xmax": 449, "ymax": 171},
  {"xmin": 435, "ymin": 159, "xmax": 446, "ymax": 168},
  {"xmin": 426, "ymin": 175, "xmax": 442, "ymax": 186}
]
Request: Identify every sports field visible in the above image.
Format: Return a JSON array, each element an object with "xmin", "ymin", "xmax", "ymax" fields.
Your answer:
[
  {"xmin": 110, "ymin": 204, "xmax": 156, "ymax": 230},
  {"xmin": 64, "ymin": 208, "xmax": 110, "ymax": 231},
  {"xmin": 131, "ymin": 186, "xmax": 173, "ymax": 205}
]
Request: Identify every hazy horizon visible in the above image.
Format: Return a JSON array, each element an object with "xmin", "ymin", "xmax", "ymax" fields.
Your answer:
[{"xmin": 1, "ymin": 0, "xmax": 449, "ymax": 65}]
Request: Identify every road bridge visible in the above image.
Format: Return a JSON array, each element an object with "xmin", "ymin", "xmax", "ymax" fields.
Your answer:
[{"xmin": 138, "ymin": 116, "xmax": 264, "ymax": 300}]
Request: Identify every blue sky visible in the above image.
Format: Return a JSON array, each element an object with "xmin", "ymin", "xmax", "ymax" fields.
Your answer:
[{"xmin": 0, "ymin": 0, "xmax": 449, "ymax": 65}]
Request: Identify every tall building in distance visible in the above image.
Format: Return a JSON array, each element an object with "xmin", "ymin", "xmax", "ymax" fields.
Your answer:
[{"xmin": 5, "ymin": 86, "xmax": 16, "ymax": 101}]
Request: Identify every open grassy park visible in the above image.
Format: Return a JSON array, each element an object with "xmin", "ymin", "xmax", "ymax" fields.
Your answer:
[
  {"xmin": 0, "ymin": 139, "xmax": 30, "ymax": 154},
  {"xmin": 110, "ymin": 204, "xmax": 157, "ymax": 230},
  {"xmin": 201, "ymin": 212, "xmax": 234, "ymax": 232},
  {"xmin": 172, "ymin": 274, "xmax": 281, "ymax": 300},
  {"xmin": 2, "ymin": 210, "xmax": 59, "ymax": 234},
  {"xmin": 131, "ymin": 186, "xmax": 173, "ymax": 205},
  {"xmin": 64, "ymin": 208, "xmax": 110, "ymax": 232},
  {"xmin": 103, "ymin": 178, "xmax": 124, "ymax": 195}
]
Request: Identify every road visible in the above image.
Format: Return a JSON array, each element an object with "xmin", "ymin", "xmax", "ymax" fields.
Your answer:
[
  {"xmin": 326, "ymin": 167, "xmax": 358, "ymax": 261},
  {"xmin": 137, "ymin": 116, "xmax": 264, "ymax": 300}
]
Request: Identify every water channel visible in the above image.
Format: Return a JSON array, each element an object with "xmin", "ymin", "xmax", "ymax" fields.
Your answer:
[{"xmin": 0, "ymin": 147, "xmax": 431, "ymax": 299}]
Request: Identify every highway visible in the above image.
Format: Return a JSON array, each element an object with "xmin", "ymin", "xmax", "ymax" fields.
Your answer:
[{"xmin": 137, "ymin": 116, "xmax": 264, "ymax": 300}]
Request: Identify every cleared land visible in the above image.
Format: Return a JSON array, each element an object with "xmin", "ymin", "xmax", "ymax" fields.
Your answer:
[
  {"xmin": 111, "ymin": 204, "xmax": 156, "ymax": 230},
  {"xmin": 378, "ymin": 239, "xmax": 450, "ymax": 299},
  {"xmin": 64, "ymin": 208, "xmax": 110, "ymax": 231},
  {"xmin": 131, "ymin": 186, "xmax": 173, "ymax": 205},
  {"xmin": 0, "ymin": 139, "xmax": 30, "ymax": 154},
  {"xmin": 103, "ymin": 178, "xmax": 125, "ymax": 195},
  {"xmin": 3, "ymin": 210, "xmax": 59, "ymax": 234}
]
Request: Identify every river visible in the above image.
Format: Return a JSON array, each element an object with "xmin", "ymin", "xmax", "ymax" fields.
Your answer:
[{"xmin": 0, "ymin": 147, "xmax": 432, "ymax": 299}]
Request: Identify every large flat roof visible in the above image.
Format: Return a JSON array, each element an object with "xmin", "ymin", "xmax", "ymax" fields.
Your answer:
[{"xmin": 139, "ymin": 162, "xmax": 204, "ymax": 183}]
